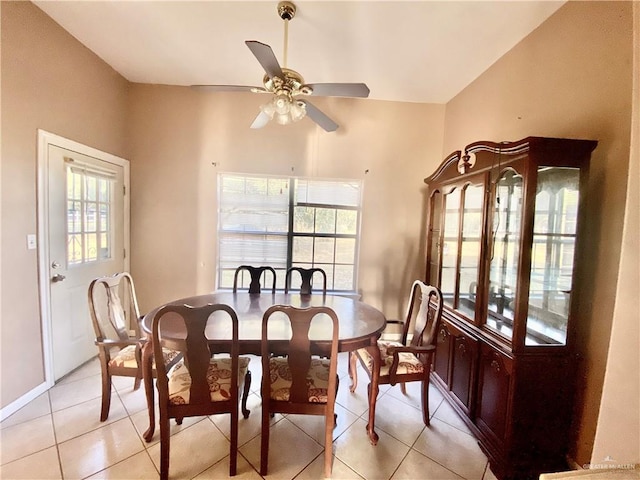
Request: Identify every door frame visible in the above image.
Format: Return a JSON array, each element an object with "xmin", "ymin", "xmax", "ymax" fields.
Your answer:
[{"xmin": 37, "ymin": 129, "xmax": 130, "ymax": 388}]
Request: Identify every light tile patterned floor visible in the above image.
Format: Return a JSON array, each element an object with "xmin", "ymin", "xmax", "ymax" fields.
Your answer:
[{"xmin": 0, "ymin": 353, "xmax": 499, "ymax": 479}]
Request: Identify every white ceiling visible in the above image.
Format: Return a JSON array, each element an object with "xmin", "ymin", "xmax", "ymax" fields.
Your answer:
[{"xmin": 34, "ymin": 1, "xmax": 565, "ymax": 104}]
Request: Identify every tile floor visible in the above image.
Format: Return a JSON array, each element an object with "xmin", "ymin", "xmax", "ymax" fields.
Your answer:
[{"xmin": 0, "ymin": 353, "xmax": 499, "ymax": 480}]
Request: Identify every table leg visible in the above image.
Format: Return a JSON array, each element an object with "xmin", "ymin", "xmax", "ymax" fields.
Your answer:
[
  {"xmin": 365, "ymin": 343, "xmax": 380, "ymax": 445},
  {"xmin": 142, "ymin": 340, "xmax": 155, "ymax": 442}
]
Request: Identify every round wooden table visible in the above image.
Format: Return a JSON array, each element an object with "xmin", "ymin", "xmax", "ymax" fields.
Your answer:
[{"xmin": 140, "ymin": 292, "xmax": 386, "ymax": 443}]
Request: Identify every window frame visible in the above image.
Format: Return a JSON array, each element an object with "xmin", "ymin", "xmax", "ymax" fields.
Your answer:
[{"xmin": 217, "ymin": 173, "xmax": 363, "ymax": 292}]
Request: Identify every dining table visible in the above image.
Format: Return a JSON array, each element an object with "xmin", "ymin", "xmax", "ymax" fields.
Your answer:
[{"xmin": 139, "ymin": 291, "xmax": 387, "ymax": 444}]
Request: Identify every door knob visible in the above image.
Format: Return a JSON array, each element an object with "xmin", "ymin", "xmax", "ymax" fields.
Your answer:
[{"xmin": 51, "ymin": 274, "xmax": 66, "ymax": 283}]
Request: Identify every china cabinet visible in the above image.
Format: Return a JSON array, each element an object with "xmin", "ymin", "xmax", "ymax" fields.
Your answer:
[{"xmin": 424, "ymin": 137, "xmax": 597, "ymax": 479}]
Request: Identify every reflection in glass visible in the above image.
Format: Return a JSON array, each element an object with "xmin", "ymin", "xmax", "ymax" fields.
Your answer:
[
  {"xmin": 525, "ymin": 168, "xmax": 580, "ymax": 345},
  {"xmin": 487, "ymin": 170, "xmax": 523, "ymax": 340},
  {"xmin": 458, "ymin": 184, "xmax": 484, "ymax": 320},
  {"xmin": 441, "ymin": 189, "xmax": 461, "ymax": 307}
]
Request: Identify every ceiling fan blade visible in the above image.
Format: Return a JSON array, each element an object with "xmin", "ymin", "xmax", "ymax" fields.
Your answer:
[
  {"xmin": 250, "ymin": 111, "xmax": 271, "ymax": 129},
  {"xmin": 306, "ymin": 83, "xmax": 370, "ymax": 98},
  {"xmin": 300, "ymin": 100, "xmax": 339, "ymax": 132},
  {"xmin": 245, "ymin": 41, "xmax": 284, "ymax": 79},
  {"xmin": 191, "ymin": 85, "xmax": 261, "ymax": 93}
]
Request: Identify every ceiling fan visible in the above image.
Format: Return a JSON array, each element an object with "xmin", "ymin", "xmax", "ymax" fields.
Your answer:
[{"xmin": 192, "ymin": 1, "xmax": 370, "ymax": 132}]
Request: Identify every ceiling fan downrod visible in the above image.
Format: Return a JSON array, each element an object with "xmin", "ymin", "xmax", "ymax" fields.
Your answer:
[{"xmin": 278, "ymin": 1, "xmax": 296, "ymax": 68}]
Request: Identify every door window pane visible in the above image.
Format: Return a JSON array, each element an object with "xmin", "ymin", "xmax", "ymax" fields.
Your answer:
[{"xmin": 66, "ymin": 166, "xmax": 113, "ymax": 266}]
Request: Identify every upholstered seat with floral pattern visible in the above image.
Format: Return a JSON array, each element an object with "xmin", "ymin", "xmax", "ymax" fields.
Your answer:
[
  {"xmin": 356, "ymin": 340, "xmax": 425, "ymax": 377},
  {"xmin": 260, "ymin": 305, "xmax": 340, "ymax": 478},
  {"xmin": 167, "ymin": 357, "xmax": 250, "ymax": 405},
  {"xmin": 350, "ymin": 281, "xmax": 443, "ymax": 435},
  {"xmin": 108, "ymin": 344, "xmax": 180, "ymax": 369},
  {"xmin": 268, "ymin": 357, "xmax": 330, "ymax": 402},
  {"xmin": 88, "ymin": 272, "xmax": 183, "ymax": 423}
]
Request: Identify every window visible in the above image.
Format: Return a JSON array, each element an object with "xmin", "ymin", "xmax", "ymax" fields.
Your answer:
[
  {"xmin": 218, "ymin": 173, "xmax": 362, "ymax": 291},
  {"xmin": 66, "ymin": 162, "xmax": 114, "ymax": 265}
]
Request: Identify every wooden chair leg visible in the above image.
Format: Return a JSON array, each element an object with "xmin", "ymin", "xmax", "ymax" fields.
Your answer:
[
  {"xmin": 400, "ymin": 382, "xmax": 407, "ymax": 395},
  {"xmin": 260, "ymin": 401, "xmax": 270, "ymax": 475},
  {"xmin": 229, "ymin": 406, "xmax": 239, "ymax": 476},
  {"xmin": 241, "ymin": 370, "xmax": 251, "ymax": 419},
  {"xmin": 421, "ymin": 376, "xmax": 430, "ymax": 426},
  {"xmin": 324, "ymin": 406, "xmax": 335, "ymax": 478},
  {"xmin": 133, "ymin": 346, "xmax": 143, "ymax": 390},
  {"xmin": 99, "ymin": 363, "xmax": 111, "ymax": 422},
  {"xmin": 348, "ymin": 351, "xmax": 358, "ymax": 392},
  {"xmin": 159, "ymin": 410, "xmax": 170, "ymax": 480}
]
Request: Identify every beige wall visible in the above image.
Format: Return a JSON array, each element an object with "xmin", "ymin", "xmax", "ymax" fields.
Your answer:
[
  {"xmin": 591, "ymin": 2, "xmax": 640, "ymax": 468},
  {"xmin": 127, "ymin": 84, "xmax": 445, "ymax": 318},
  {"xmin": 0, "ymin": 1, "xmax": 129, "ymax": 406},
  {"xmin": 442, "ymin": 1, "xmax": 634, "ymax": 467}
]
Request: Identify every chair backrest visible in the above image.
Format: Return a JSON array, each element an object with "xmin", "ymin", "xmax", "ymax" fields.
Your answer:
[
  {"xmin": 284, "ymin": 267, "xmax": 327, "ymax": 295},
  {"xmin": 261, "ymin": 305, "xmax": 339, "ymax": 404},
  {"xmin": 152, "ymin": 303, "xmax": 240, "ymax": 407},
  {"xmin": 402, "ymin": 281, "xmax": 443, "ymax": 348},
  {"xmin": 233, "ymin": 265, "xmax": 276, "ymax": 294},
  {"xmin": 88, "ymin": 272, "xmax": 141, "ymax": 342}
]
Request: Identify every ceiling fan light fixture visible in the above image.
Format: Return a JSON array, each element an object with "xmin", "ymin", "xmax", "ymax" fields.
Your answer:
[
  {"xmin": 194, "ymin": 0, "xmax": 368, "ymax": 132},
  {"xmin": 260, "ymin": 95, "xmax": 306, "ymax": 125}
]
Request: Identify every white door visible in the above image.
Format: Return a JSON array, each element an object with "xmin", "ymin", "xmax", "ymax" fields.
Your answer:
[{"xmin": 47, "ymin": 144, "xmax": 126, "ymax": 381}]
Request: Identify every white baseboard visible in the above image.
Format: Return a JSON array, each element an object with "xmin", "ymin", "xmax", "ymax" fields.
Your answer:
[{"xmin": 0, "ymin": 381, "xmax": 51, "ymax": 422}]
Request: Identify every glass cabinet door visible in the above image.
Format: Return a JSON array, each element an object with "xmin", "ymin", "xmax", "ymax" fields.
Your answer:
[
  {"xmin": 486, "ymin": 169, "xmax": 523, "ymax": 340},
  {"xmin": 441, "ymin": 188, "xmax": 461, "ymax": 308},
  {"xmin": 525, "ymin": 167, "xmax": 581, "ymax": 345},
  {"xmin": 427, "ymin": 191, "xmax": 443, "ymax": 287},
  {"xmin": 458, "ymin": 183, "xmax": 485, "ymax": 321}
]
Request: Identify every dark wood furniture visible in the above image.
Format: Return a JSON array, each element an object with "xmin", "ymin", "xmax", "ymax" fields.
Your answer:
[
  {"xmin": 140, "ymin": 292, "xmax": 386, "ymax": 444},
  {"xmin": 232, "ymin": 265, "xmax": 277, "ymax": 294},
  {"xmin": 424, "ymin": 137, "xmax": 597, "ymax": 480},
  {"xmin": 87, "ymin": 272, "xmax": 180, "ymax": 422},
  {"xmin": 152, "ymin": 304, "xmax": 250, "ymax": 478},
  {"xmin": 349, "ymin": 281, "xmax": 443, "ymax": 444},
  {"xmin": 284, "ymin": 267, "xmax": 328, "ymax": 294},
  {"xmin": 260, "ymin": 305, "xmax": 339, "ymax": 478}
]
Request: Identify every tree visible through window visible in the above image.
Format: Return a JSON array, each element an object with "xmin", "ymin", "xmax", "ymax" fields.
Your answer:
[{"xmin": 218, "ymin": 174, "xmax": 362, "ymax": 292}]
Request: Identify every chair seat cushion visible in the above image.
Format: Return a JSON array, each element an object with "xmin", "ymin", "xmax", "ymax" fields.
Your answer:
[
  {"xmin": 108, "ymin": 345, "xmax": 180, "ymax": 369},
  {"xmin": 167, "ymin": 357, "xmax": 250, "ymax": 405},
  {"xmin": 357, "ymin": 341, "xmax": 424, "ymax": 377},
  {"xmin": 268, "ymin": 357, "xmax": 330, "ymax": 403}
]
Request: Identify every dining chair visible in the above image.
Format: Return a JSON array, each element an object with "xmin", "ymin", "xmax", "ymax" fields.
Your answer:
[
  {"xmin": 260, "ymin": 305, "xmax": 339, "ymax": 478},
  {"xmin": 349, "ymin": 280, "xmax": 443, "ymax": 428},
  {"xmin": 284, "ymin": 267, "xmax": 327, "ymax": 294},
  {"xmin": 152, "ymin": 303, "xmax": 251, "ymax": 479},
  {"xmin": 233, "ymin": 265, "xmax": 277, "ymax": 294},
  {"xmin": 88, "ymin": 272, "xmax": 181, "ymax": 422}
]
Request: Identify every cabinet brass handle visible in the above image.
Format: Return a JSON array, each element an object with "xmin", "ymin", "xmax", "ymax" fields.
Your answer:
[
  {"xmin": 458, "ymin": 343, "xmax": 466, "ymax": 356},
  {"xmin": 491, "ymin": 359, "xmax": 501, "ymax": 372},
  {"xmin": 438, "ymin": 329, "xmax": 448, "ymax": 343}
]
